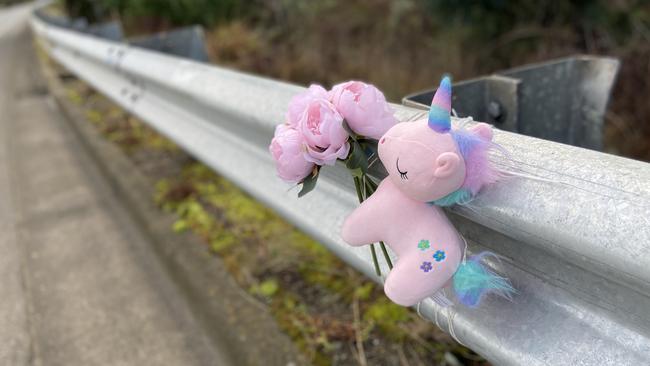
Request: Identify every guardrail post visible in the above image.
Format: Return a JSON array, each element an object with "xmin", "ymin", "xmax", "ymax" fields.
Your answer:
[
  {"xmin": 129, "ymin": 25, "xmax": 209, "ymax": 62},
  {"xmin": 404, "ymin": 56, "xmax": 620, "ymax": 150}
]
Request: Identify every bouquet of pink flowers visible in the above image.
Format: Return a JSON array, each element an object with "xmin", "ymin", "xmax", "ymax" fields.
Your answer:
[{"xmin": 269, "ymin": 81, "xmax": 398, "ymax": 275}]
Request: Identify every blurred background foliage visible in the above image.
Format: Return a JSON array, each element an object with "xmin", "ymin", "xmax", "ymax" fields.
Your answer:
[{"xmin": 61, "ymin": 0, "xmax": 650, "ymax": 161}]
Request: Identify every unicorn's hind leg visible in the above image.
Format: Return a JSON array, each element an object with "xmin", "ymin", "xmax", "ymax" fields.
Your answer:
[{"xmin": 384, "ymin": 252, "xmax": 460, "ymax": 307}]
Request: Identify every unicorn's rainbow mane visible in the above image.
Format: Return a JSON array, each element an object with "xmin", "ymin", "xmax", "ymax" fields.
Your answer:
[
  {"xmin": 426, "ymin": 75, "xmax": 499, "ymax": 207},
  {"xmin": 430, "ymin": 127, "xmax": 500, "ymax": 207}
]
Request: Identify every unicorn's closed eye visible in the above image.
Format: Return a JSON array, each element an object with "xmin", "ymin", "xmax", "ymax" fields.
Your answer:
[{"xmin": 341, "ymin": 76, "xmax": 514, "ymax": 307}]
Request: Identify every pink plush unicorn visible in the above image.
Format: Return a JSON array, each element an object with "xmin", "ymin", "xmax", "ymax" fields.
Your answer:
[{"xmin": 341, "ymin": 76, "xmax": 513, "ymax": 307}]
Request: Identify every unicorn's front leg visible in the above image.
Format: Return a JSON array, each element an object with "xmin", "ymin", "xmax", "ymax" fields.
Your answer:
[{"xmin": 341, "ymin": 179, "xmax": 392, "ymax": 246}]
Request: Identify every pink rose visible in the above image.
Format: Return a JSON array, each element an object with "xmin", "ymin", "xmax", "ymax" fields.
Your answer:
[
  {"xmin": 269, "ymin": 124, "xmax": 315, "ymax": 184},
  {"xmin": 286, "ymin": 84, "xmax": 329, "ymax": 127},
  {"xmin": 297, "ymin": 98, "xmax": 350, "ymax": 166},
  {"xmin": 330, "ymin": 81, "xmax": 397, "ymax": 139}
]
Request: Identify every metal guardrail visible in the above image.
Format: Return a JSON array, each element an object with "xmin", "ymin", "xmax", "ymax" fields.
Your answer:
[{"xmin": 31, "ymin": 11, "xmax": 650, "ymax": 366}]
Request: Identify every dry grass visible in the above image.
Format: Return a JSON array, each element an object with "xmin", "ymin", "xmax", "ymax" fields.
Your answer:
[
  {"xmin": 205, "ymin": 1, "xmax": 471, "ymax": 101},
  {"xmin": 93, "ymin": 0, "xmax": 650, "ymax": 159},
  {"xmin": 202, "ymin": 0, "xmax": 650, "ymax": 161}
]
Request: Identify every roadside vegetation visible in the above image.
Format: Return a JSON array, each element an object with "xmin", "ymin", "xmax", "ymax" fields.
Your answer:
[
  {"xmin": 61, "ymin": 0, "xmax": 650, "ymax": 161},
  {"xmin": 0, "ymin": 0, "xmax": 26, "ymax": 5}
]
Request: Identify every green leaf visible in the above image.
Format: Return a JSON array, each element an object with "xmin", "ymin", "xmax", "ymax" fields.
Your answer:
[
  {"xmin": 348, "ymin": 167, "xmax": 364, "ymax": 178},
  {"xmin": 345, "ymin": 141, "xmax": 368, "ymax": 174},
  {"xmin": 342, "ymin": 119, "xmax": 359, "ymax": 141},
  {"xmin": 298, "ymin": 169, "xmax": 319, "ymax": 197},
  {"xmin": 361, "ymin": 140, "xmax": 378, "ymax": 160}
]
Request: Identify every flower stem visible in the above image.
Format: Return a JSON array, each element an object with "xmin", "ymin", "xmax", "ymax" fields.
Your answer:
[
  {"xmin": 353, "ymin": 176, "xmax": 381, "ymax": 277},
  {"xmin": 369, "ymin": 244, "xmax": 380, "ymax": 276},
  {"xmin": 379, "ymin": 241, "xmax": 393, "ymax": 269}
]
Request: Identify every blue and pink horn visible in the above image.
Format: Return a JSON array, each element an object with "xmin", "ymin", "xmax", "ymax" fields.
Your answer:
[{"xmin": 428, "ymin": 76, "xmax": 452, "ymax": 133}]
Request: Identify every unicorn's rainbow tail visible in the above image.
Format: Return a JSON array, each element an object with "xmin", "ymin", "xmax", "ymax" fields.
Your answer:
[{"xmin": 452, "ymin": 252, "xmax": 515, "ymax": 308}]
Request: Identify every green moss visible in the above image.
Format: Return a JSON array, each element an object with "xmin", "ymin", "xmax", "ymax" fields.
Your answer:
[
  {"xmin": 250, "ymin": 278, "xmax": 279, "ymax": 297},
  {"xmin": 364, "ymin": 298, "xmax": 411, "ymax": 341},
  {"xmin": 271, "ymin": 295, "xmax": 333, "ymax": 366},
  {"xmin": 209, "ymin": 233, "xmax": 236, "ymax": 253},
  {"xmin": 66, "ymin": 88, "xmax": 82, "ymax": 104},
  {"xmin": 354, "ymin": 283, "xmax": 374, "ymax": 301},
  {"xmin": 174, "ymin": 198, "xmax": 216, "ymax": 238},
  {"xmin": 172, "ymin": 219, "xmax": 190, "ymax": 233},
  {"xmin": 153, "ymin": 179, "xmax": 172, "ymax": 207},
  {"xmin": 85, "ymin": 109, "xmax": 103, "ymax": 124}
]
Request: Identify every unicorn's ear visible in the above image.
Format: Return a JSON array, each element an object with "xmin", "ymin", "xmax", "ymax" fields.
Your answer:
[
  {"xmin": 433, "ymin": 152, "xmax": 461, "ymax": 178},
  {"xmin": 470, "ymin": 122, "xmax": 493, "ymax": 141},
  {"xmin": 428, "ymin": 76, "xmax": 452, "ymax": 133}
]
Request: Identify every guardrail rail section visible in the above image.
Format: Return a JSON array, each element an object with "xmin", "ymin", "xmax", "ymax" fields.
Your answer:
[{"xmin": 31, "ymin": 10, "xmax": 650, "ymax": 366}]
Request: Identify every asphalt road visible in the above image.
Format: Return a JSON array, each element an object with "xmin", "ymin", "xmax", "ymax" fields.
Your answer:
[{"xmin": 0, "ymin": 4, "xmax": 231, "ymax": 365}]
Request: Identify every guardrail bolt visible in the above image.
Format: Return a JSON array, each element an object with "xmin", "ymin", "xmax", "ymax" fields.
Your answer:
[{"xmin": 487, "ymin": 101, "xmax": 503, "ymax": 124}]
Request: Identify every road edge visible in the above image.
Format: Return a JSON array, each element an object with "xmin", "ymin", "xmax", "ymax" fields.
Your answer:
[{"xmin": 37, "ymin": 44, "xmax": 305, "ymax": 366}]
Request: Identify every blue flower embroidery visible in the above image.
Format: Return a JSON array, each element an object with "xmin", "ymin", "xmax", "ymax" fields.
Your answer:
[
  {"xmin": 417, "ymin": 239, "xmax": 430, "ymax": 251},
  {"xmin": 433, "ymin": 250, "xmax": 446, "ymax": 262},
  {"xmin": 420, "ymin": 261, "xmax": 433, "ymax": 273}
]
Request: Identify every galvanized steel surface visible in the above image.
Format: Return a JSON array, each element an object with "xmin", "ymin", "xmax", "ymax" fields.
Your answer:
[{"xmin": 32, "ymin": 14, "xmax": 650, "ymax": 366}]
